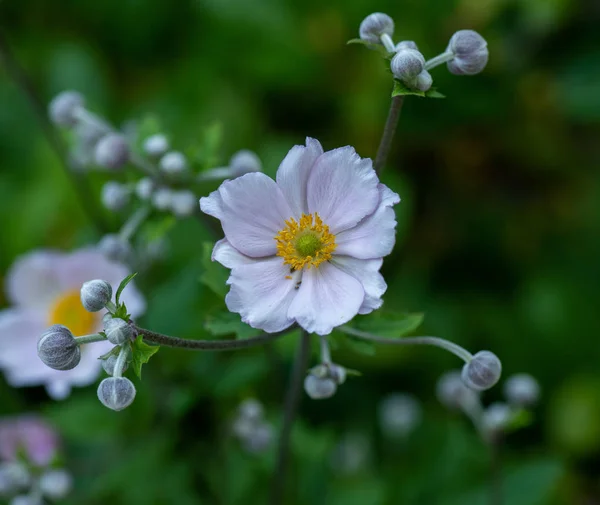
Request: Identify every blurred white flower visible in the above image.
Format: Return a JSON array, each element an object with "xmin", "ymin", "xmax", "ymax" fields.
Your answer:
[{"xmin": 0, "ymin": 249, "xmax": 145, "ymax": 399}]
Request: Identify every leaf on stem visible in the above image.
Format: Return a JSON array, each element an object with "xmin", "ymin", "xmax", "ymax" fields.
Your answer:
[
  {"xmin": 131, "ymin": 334, "xmax": 159, "ymax": 379},
  {"xmin": 115, "ymin": 273, "xmax": 138, "ymax": 306},
  {"xmin": 392, "ymin": 79, "xmax": 445, "ymax": 98}
]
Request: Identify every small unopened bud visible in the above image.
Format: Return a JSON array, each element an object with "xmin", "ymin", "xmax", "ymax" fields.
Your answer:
[
  {"xmin": 395, "ymin": 40, "xmax": 418, "ymax": 51},
  {"xmin": 170, "ymin": 190, "xmax": 197, "ymax": 217},
  {"xmin": 94, "ymin": 133, "xmax": 129, "ymax": 169},
  {"xmin": 80, "ymin": 279, "xmax": 112, "ymax": 312},
  {"xmin": 101, "ymin": 348, "xmax": 131, "ymax": 376},
  {"xmin": 482, "ymin": 402, "xmax": 512, "ymax": 433},
  {"xmin": 37, "ymin": 325, "xmax": 81, "ymax": 371},
  {"xmin": 159, "ymin": 151, "xmax": 187, "ymax": 175},
  {"xmin": 135, "ymin": 177, "xmax": 154, "ymax": 200},
  {"xmin": 48, "ymin": 91, "xmax": 84, "ymax": 127},
  {"xmin": 229, "ymin": 150, "xmax": 262, "ymax": 176},
  {"xmin": 97, "ymin": 377, "xmax": 136, "ymax": 411},
  {"xmin": 243, "ymin": 423, "xmax": 274, "ymax": 454},
  {"xmin": 101, "ymin": 181, "xmax": 130, "ymax": 211},
  {"xmin": 10, "ymin": 495, "xmax": 42, "ymax": 505},
  {"xmin": 436, "ymin": 371, "xmax": 479, "ymax": 410},
  {"xmin": 103, "ymin": 318, "xmax": 133, "ymax": 345},
  {"xmin": 39, "ymin": 469, "xmax": 73, "ymax": 500},
  {"xmin": 304, "ymin": 374, "xmax": 337, "ymax": 399},
  {"xmin": 447, "ymin": 30, "xmax": 489, "ymax": 75},
  {"xmin": 0, "ymin": 462, "xmax": 30, "ymax": 494},
  {"xmin": 504, "ymin": 373, "xmax": 540, "ymax": 407},
  {"xmin": 238, "ymin": 398, "xmax": 264, "ymax": 422},
  {"xmin": 415, "ymin": 70, "xmax": 433, "ymax": 91},
  {"xmin": 462, "ymin": 351, "xmax": 502, "ymax": 391},
  {"xmin": 378, "ymin": 393, "xmax": 422, "ymax": 438},
  {"xmin": 98, "ymin": 234, "xmax": 132, "ymax": 263},
  {"xmin": 152, "ymin": 187, "xmax": 173, "ymax": 211},
  {"xmin": 359, "ymin": 13, "xmax": 394, "ymax": 44},
  {"xmin": 143, "ymin": 134, "xmax": 169, "ymax": 157},
  {"xmin": 390, "ymin": 49, "xmax": 425, "ymax": 83},
  {"xmin": 329, "ymin": 364, "xmax": 347, "ymax": 385}
]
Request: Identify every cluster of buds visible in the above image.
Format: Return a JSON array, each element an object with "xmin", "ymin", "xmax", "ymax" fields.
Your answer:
[
  {"xmin": 358, "ymin": 12, "xmax": 489, "ymax": 92},
  {"xmin": 0, "ymin": 416, "xmax": 72, "ymax": 505},
  {"xmin": 303, "ymin": 362, "xmax": 347, "ymax": 399},
  {"xmin": 378, "ymin": 393, "xmax": 422, "ymax": 439},
  {"xmin": 231, "ymin": 399, "xmax": 274, "ymax": 454},
  {"xmin": 37, "ymin": 278, "xmax": 139, "ymax": 412}
]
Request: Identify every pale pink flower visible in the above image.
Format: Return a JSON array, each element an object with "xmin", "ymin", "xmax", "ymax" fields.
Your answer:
[
  {"xmin": 200, "ymin": 138, "xmax": 400, "ymax": 335},
  {"xmin": 0, "ymin": 248, "xmax": 145, "ymax": 399},
  {"xmin": 0, "ymin": 415, "xmax": 59, "ymax": 466}
]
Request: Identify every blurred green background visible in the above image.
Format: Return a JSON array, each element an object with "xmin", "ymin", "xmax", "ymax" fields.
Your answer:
[{"xmin": 1, "ymin": 0, "xmax": 600, "ymax": 503}]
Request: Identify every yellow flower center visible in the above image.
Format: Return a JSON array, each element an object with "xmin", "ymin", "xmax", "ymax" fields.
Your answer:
[
  {"xmin": 275, "ymin": 213, "xmax": 337, "ymax": 270},
  {"xmin": 48, "ymin": 290, "xmax": 97, "ymax": 336}
]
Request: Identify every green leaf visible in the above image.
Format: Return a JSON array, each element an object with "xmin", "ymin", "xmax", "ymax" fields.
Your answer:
[
  {"xmin": 392, "ymin": 79, "xmax": 445, "ymax": 98},
  {"xmin": 205, "ymin": 310, "xmax": 256, "ymax": 339},
  {"xmin": 353, "ymin": 311, "xmax": 425, "ymax": 338},
  {"xmin": 347, "ymin": 38, "xmax": 391, "ymax": 58},
  {"xmin": 506, "ymin": 408, "xmax": 534, "ymax": 433},
  {"xmin": 115, "ymin": 273, "xmax": 138, "ymax": 306},
  {"xmin": 332, "ymin": 330, "xmax": 376, "ymax": 356},
  {"xmin": 199, "ymin": 242, "xmax": 229, "ymax": 297},
  {"xmin": 131, "ymin": 334, "xmax": 159, "ymax": 379}
]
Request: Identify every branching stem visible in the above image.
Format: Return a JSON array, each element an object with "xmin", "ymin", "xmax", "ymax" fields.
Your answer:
[{"xmin": 373, "ymin": 94, "xmax": 405, "ymax": 174}]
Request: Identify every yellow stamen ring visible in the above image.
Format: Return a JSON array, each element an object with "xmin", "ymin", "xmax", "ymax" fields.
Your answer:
[{"xmin": 275, "ymin": 213, "xmax": 337, "ymax": 271}]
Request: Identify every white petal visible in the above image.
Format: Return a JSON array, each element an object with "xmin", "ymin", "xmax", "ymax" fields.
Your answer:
[
  {"xmin": 212, "ymin": 238, "xmax": 258, "ymax": 269},
  {"xmin": 287, "ymin": 262, "xmax": 364, "ymax": 335},
  {"xmin": 275, "ymin": 137, "xmax": 323, "ymax": 217},
  {"xmin": 5, "ymin": 251, "xmax": 64, "ymax": 310},
  {"xmin": 331, "ymin": 256, "xmax": 387, "ymax": 314},
  {"xmin": 306, "ymin": 146, "xmax": 380, "ymax": 234},
  {"xmin": 225, "ymin": 257, "xmax": 297, "ymax": 333},
  {"xmin": 200, "ymin": 173, "xmax": 293, "ymax": 257},
  {"xmin": 335, "ymin": 184, "xmax": 400, "ymax": 259}
]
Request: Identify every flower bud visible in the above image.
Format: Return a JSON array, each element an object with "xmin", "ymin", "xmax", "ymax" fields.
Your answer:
[
  {"xmin": 143, "ymin": 134, "xmax": 169, "ymax": 157},
  {"xmin": 229, "ymin": 150, "xmax": 262, "ymax": 176},
  {"xmin": 436, "ymin": 371, "xmax": 479, "ymax": 410},
  {"xmin": 395, "ymin": 40, "xmax": 418, "ymax": 51},
  {"xmin": 170, "ymin": 190, "xmax": 197, "ymax": 217},
  {"xmin": 135, "ymin": 177, "xmax": 154, "ymax": 200},
  {"xmin": 37, "ymin": 325, "xmax": 81, "ymax": 371},
  {"xmin": 359, "ymin": 13, "xmax": 394, "ymax": 44},
  {"xmin": 503, "ymin": 373, "xmax": 540, "ymax": 407},
  {"xmin": 101, "ymin": 347, "xmax": 131, "ymax": 376},
  {"xmin": 94, "ymin": 133, "xmax": 130, "ymax": 169},
  {"xmin": 103, "ymin": 318, "xmax": 133, "ymax": 345},
  {"xmin": 0, "ymin": 462, "xmax": 30, "ymax": 494},
  {"xmin": 482, "ymin": 402, "xmax": 512, "ymax": 433},
  {"xmin": 304, "ymin": 374, "xmax": 337, "ymax": 400},
  {"xmin": 10, "ymin": 495, "xmax": 42, "ymax": 505},
  {"xmin": 152, "ymin": 187, "xmax": 173, "ymax": 211},
  {"xmin": 39, "ymin": 469, "xmax": 73, "ymax": 500},
  {"xmin": 378, "ymin": 393, "xmax": 422, "ymax": 438},
  {"xmin": 390, "ymin": 49, "xmax": 425, "ymax": 83},
  {"xmin": 48, "ymin": 91, "xmax": 84, "ymax": 127},
  {"xmin": 329, "ymin": 364, "xmax": 347, "ymax": 385},
  {"xmin": 101, "ymin": 181, "xmax": 130, "ymax": 211},
  {"xmin": 97, "ymin": 377, "xmax": 136, "ymax": 411},
  {"xmin": 447, "ymin": 30, "xmax": 489, "ymax": 75},
  {"xmin": 415, "ymin": 69, "xmax": 433, "ymax": 91},
  {"xmin": 242, "ymin": 423, "xmax": 273, "ymax": 454},
  {"xmin": 80, "ymin": 279, "xmax": 113, "ymax": 312},
  {"xmin": 159, "ymin": 151, "xmax": 187, "ymax": 175},
  {"xmin": 238, "ymin": 398, "xmax": 264, "ymax": 422},
  {"xmin": 98, "ymin": 234, "xmax": 132, "ymax": 263},
  {"xmin": 462, "ymin": 351, "xmax": 502, "ymax": 391}
]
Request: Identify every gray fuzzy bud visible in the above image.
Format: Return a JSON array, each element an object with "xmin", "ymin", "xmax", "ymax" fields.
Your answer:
[
  {"xmin": 238, "ymin": 398, "xmax": 264, "ymax": 422},
  {"xmin": 447, "ymin": 29, "xmax": 489, "ymax": 75},
  {"xmin": 39, "ymin": 469, "xmax": 73, "ymax": 500},
  {"xmin": 415, "ymin": 70, "xmax": 433, "ymax": 91},
  {"xmin": 482, "ymin": 402, "xmax": 512, "ymax": 433},
  {"xmin": 101, "ymin": 181, "xmax": 130, "ymax": 211},
  {"xmin": 378, "ymin": 393, "xmax": 422, "ymax": 438},
  {"xmin": 135, "ymin": 177, "xmax": 154, "ymax": 200},
  {"xmin": 436, "ymin": 371, "xmax": 479, "ymax": 410},
  {"xmin": 359, "ymin": 13, "xmax": 394, "ymax": 44},
  {"xmin": 94, "ymin": 133, "xmax": 130, "ymax": 169},
  {"xmin": 0, "ymin": 462, "xmax": 31, "ymax": 495},
  {"xmin": 170, "ymin": 190, "xmax": 197, "ymax": 217},
  {"xmin": 504, "ymin": 373, "xmax": 540, "ymax": 407},
  {"xmin": 48, "ymin": 91, "xmax": 84, "ymax": 127},
  {"xmin": 229, "ymin": 150, "xmax": 262, "ymax": 176},
  {"xmin": 80, "ymin": 279, "xmax": 113, "ymax": 312},
  {"xmin": 98, "ymin": 234, "xmax": 132, "ymax": 263},
  {"xmin": 462, "ymin": 351, "xmax": 502, "ymax": 391},
  {"xmin": 37, "ymin": 325, "xmax": 81, "ymax": 371},
  {"xmin": 143, "ymin": 134, "xmax": 169, "ymax": 157},
  {"xmin": 329, "ymin": 364, "xmax": 347, "ymax": 385},
  {"xmin": 304, "ymin": 374, "xmax": 337, "ymax": 400},
  {"xmin": 103, "ymin": 318, "xmax": 133, "ymax": 345},
  {"xmin": 159, "ymin": 151, "xmax": 187, "ymax": 175},
  {"xmin": 97, "ymin": 377, "xmax": 136, "ymax": 411},
  {"xmin": 9, "ymin": 495, "xmax": 42, "ymax": 505},
  {"xmin": 101, "ymin": 348, "xmax": 131, "ymax": 376},
  {"xmin": 242, "ymin": 423, "xmax": 273, "ymax": 454},
  {"xmin": 395, "ymin": 40, "xmax": 418, "ymax": 51},
  {"xmin": 390, "ymin": 49, "xmax": 425, "ymax": 83}
]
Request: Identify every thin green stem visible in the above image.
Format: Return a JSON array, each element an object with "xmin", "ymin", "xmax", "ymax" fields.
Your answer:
[
  {"xmin": 319, "ymin": 335, "xmax": 331, "ymax": 364},
  {"xmin": 373, "ymin": 94, "xmax": 405, "ymax": 174},
  {"xmin": 339, "ymin": 326, "xmax": 474, "ymax": 363},
  {"xmin": 424, "ymin": 51, "xmax": 455, "ymax": 71},
  {"xmin": 75, "ymin": 333, "xmax": 106, "ymax": 345},
  {"xmin": 119, "ymin": 205, "xmax": 151, "ymax": 241},
  {"xmin": 136, "ymin": 325, "xmax": 293, "ymax": 350},
  {"xmin": 270, "ymin": 330, "xmax": 311, "ymax": 505},
  {"xmin": 113, "ymin": 344, "xmax": 129, "ymax": 378},
  {"xmin": 380, "ymin": 33, "xmax": 396, "ymax": 54},
  {"xmin": 490, "ymin": 438, "xmax": 503, "ymax": 505}
]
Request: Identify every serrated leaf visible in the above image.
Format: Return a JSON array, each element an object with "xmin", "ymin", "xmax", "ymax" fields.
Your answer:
[
  {"xmin": 115, "ymin": 273, "xmax": 138, "ymax": 306},
  {"xmin": 353, "ymin": 311, "xmax": 425, "ymax": 338},
  {"xmin": 199, "ymin": 242, "xmax": 229, "ymax": 297},
  {"xmin": 205, "ymin": 311, "xmax": 256, "ymax": 339},
  {"xmin": 131, "ymin": 334, "xmax": 159, "ymax": 379},
  {"xmin": 347, "ymin": 38, "xmax": 391, "ymax": 58},
  {"xmin": 392, "ymin": 79, "xmax": 445, "ymax": 98},
  {"xmin": 98, "ymin": 345, "xmax": 121, "ymax": 361}
]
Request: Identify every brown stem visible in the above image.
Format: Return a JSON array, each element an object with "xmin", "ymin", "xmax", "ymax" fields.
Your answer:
[{"xmin": 373, "ymin": 94, "xmax": 405, "ymax": 174}]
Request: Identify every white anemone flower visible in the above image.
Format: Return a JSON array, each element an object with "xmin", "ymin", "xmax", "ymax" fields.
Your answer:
[
  {"xmin": 200, "ymin": 137, "xmax": 400, "ymax": 335},
  {"xmin": 0, "ymin": 248, "xmax": 146, "ymax": 400}
]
